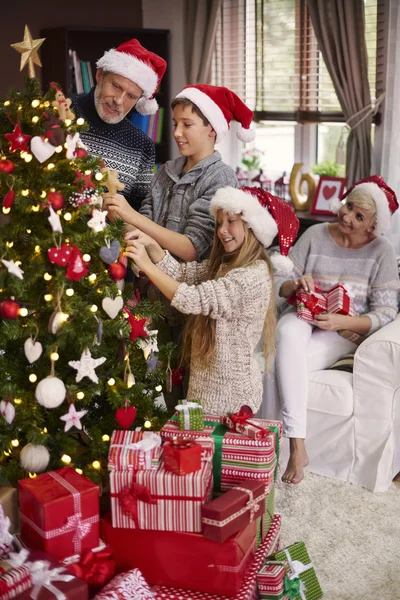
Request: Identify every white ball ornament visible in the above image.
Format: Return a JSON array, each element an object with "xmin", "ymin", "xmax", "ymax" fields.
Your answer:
[
  {"xmin": 20, "ymin": 443, "xmax": 50, "ymax": 473},
  {"xmin": 35, "ymin": 376, "xmax": 66, "ymax": 408}
]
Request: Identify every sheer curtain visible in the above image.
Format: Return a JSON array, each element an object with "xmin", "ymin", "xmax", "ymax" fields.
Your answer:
[
  {"xmin": 307, "ymin": 0, "xmax": 372, "ymax": 186},
  {"xmin": 183, "ymin": 0, "xmax": 222, "ymax": 84}
]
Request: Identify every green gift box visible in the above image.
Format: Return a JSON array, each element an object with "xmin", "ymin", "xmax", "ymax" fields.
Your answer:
[
  {"xmin": 268, "ymin": 541, "xmax": 323, "ymax": 600},
  {"xmin": 176, "ymin": 399, "xmax": 204, "ymax": 431},
  {"xmin": 256, "ymin": 485, "xmax": 275, "ymax": 548}
]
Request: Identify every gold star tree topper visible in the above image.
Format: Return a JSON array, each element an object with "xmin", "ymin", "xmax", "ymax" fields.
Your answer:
[{"xmin": 10, "ymin": 25, "xmax": 45, "ymax": 78}]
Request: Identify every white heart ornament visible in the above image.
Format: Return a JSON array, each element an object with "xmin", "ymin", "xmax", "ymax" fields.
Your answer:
[
  {"xmin": 31, "ymin": 136, "xmax": 56, "ymax": 163},
  {"xmin": 102, "ymin": 296, "xmax": 124, "ymax": 319},
  {"xmin": 0, "ymin": 400, "xmax": 15, "ymax": 424},
  {"xmin": 24, "ymin": 337, "xmax": 43, "ymax": 363}
]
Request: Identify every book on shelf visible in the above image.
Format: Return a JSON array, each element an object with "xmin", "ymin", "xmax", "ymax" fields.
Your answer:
[
  {"xmin": 68, "ymin": 50, "xmax": 94, "ymax": 95},
  {"xmin": 81, "ymin": 61, "xmax": 91, "ymax": 94},
  {"xmin": 129, "ymin": 107, "xmax": 165, "ymax": 144}
]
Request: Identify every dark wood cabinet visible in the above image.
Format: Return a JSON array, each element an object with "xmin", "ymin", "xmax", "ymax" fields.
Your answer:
[{"xmin": 40, "ymin": 27, "xmax": 170, "ymax": 164}]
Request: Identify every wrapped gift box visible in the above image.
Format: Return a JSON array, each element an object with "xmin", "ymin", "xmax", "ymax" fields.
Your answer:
[
  {"xmin": 202, "ymin": 480, "xmax": 267, "ymax": 543},
  {"xmin": 93, "ymin": 569, "xmax": 154, "ymax": 599},
  {"xmin": 268, "ymin": 541, "xmax": 323, "ymax": 600},
  {"xmin": 222, "ymin": 414, "xmax": 282, "ymax": 443},
  {"xmin": 12, "ymin": 551, "xmax": 88, "ymax": 600},
  {"xmin": 0, "ymin": 488, "xmax": 19, "ymax": 535},
  {"xmin": 176, "ymin": 400, "xmax": 204, "ymax": 431},
  {"xmin": 109, "ymin": 456, "xmax": 212, "ymax": 532},
  {"xmin": 108, "ymin": 430, "xmax": 162, "ymax": 471},
  {"xmin": 296, "ymin": 286, "xmax": 327, "ymax": 324},
  {"xmin": 18, "ymin": 467, "xmax": 100, "ymax": 562},
  {"xmin": 101, "ymin": 514, "xmax": 257, "ymax": 597},
  {"xmin": 163, "ymin": 438, "xmax": 202, "ymax": 475},
  {"xmin": 256, "ymin": 486, "xmax": 275, "ymax": 548},
  {"xmin": 161, "ymin": 416, "xmax": 277, "ymax": 493},
  {"xmin": 0, "ymin": 564, "xmax": 31, "ymax": 600},
  {"xmin": 153, "ymin": 514, "xmax": 281, "ymax": 599},
  {"xmin": 326, "ymin": 283, "xmax": 355, "ymax": 316},
  {"xmin": 257, "ymin": 560, "xmax": 291, "ymax": 599}
]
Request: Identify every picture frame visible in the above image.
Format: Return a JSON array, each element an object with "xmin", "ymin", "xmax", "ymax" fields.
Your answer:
[{"xmin": 311, "ymin": 176, "xmax": 347, "ymax": 216}]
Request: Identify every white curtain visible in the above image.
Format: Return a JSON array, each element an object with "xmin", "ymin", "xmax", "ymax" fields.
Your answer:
[{"xmin": 382, "ymin": 0, "xmax": 400, "ymax": 254}]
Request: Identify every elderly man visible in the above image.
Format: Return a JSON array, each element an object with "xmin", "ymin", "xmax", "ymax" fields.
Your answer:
[{"xmin": 73, "ymin": 39, "xmax": 166, "ymax": 211}]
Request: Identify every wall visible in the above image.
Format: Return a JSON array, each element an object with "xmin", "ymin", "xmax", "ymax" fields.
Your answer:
[
  {"xmin": 0, "ymin": 0, "xmax": 143, "ymax": 96},
  {"xmin": 142, "ymin": 0, "xmax": 186, "ymax": 159}
]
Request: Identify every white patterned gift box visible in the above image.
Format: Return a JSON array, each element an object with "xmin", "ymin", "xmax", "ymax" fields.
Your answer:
[
  {"xmin": 153, "ymin": 514, "xmax": 281, "ymax": 599},
  {"xmin": 93, "ymin": 569, "xmax": 154, "ymax": 599}
]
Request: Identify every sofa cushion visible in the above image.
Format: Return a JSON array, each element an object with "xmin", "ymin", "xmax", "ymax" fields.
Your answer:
[
  {"xmin": 326, "ymin": 352, "xmax": 355, "ymax": 373},
  {"xmin": 308, "ymin": 370, "xmax": 354, "ymax": 417}
]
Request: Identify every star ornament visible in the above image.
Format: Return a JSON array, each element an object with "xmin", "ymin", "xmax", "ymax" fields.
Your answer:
[
  {"xmin": 60, "ymin": 403, "xmax": 87, "ymax": 432},
  {"xmin": 68, "ymin": 348, "xmax": 106, "ymax": 384},
  {"xmin": 5, "ymin": 124, "xmax": 32, "ymax": 153},
  {"xmin": 123, "ymin": 308, "xmax": 148, "ymax": 342},
  {"xmin": 87, "ymin": 209, "xmax": 108, "ymax": 233},
  {"xmin": 10, "ymin": 25, "xmax": 45, "ymax": 78},
  {"xmin": 1, "ymin": 259, "xmax": 24, "ymax": 280},
  {"xmin": 48, "ymin": 206, "xmax": 63, "ymax": 233}
]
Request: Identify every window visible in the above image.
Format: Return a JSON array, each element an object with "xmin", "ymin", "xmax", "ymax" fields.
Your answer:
[{"xmin": 212, "ymin": 0, "xmax": 383, "ymax": 182}]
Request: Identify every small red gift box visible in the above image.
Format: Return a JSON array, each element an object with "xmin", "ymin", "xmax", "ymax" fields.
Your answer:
[
  {"xmin": 0, "ymin": 564, "xmax": 31, "ymax": 600},
  {"xmin": 152, "ymin": 514, "xmax": 281, "ymax": 600},
  {"xmin": 326, "ymin": 283, "xmax": 355, "ymax": 315},
  {"xmin": 18, "ymin": 467, "xmax": 100, "ymax": 562},
  {"xmin": 101, "ymin": 514, "xmax": 257, "ymax": 597},
  {"xmin": 13, "ymin": 551, "xmax": 88, "ymax": 600},
  {"xmin": 202, "ymin": 480, "xmax": 267, "ymax": 543},
  {"xmin": 296, "ymin": 285, "xmax": 327, "ymax": 324},
  {"xmin": 163, "ymin": 438, "xmax": 202, "ymax": 475}
]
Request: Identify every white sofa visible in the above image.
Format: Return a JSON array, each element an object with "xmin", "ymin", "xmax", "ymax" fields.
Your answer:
[{"xmin": 286, "ymin": 314, "xmax": 400, "ymax": 492}]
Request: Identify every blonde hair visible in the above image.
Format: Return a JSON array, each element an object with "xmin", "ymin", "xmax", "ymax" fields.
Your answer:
[
  {"xmin": 346, "ymin": 188, "xmax": 377, "ymax": 226},
  {"xmin": 182, "ymin": 220, "xmax": 276, "ymax": 371}
]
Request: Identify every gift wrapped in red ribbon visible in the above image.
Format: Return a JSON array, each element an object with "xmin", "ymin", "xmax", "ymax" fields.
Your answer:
[
  {"xmin": 66, "ymin": 547, "xmax": 116, "ymax": 591},
  {"xmin": 163, "ymin": 437, "xmax": 202, "ymax": 475}
]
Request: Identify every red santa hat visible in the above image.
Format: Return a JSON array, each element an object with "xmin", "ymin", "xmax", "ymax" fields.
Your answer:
[
  {"xmin": 210, "ymin": 186, "xmax": 299, "ymax": 273},
  {"xmin": 96, "ymin": 39, "xmax": 167, "ymax": 115},
  {"xmin": 330, "ymin": 175, "xmax": 399, "ymax": 235},
  {"xmin": 174, "ymin": 85, "xmax": 255, "ymax": 143}
]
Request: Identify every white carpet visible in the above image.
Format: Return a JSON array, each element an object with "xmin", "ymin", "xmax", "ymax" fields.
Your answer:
[{"xmin": 275, "ymin": 473, "xmax": 400, "ymax": 600}]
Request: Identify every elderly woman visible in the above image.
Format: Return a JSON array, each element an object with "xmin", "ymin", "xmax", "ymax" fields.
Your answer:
[{"xmin": 264, "ymin": 176, "xmax": 400, "ymax": 485}]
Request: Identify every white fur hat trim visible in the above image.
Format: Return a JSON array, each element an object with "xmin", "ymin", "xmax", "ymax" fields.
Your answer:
[
  {"xmin": 175, "ymin": 87, "xmax": 229, "ymax": 143},
  {"xmin": 351, "ymin": 182, "xmax": 391, "ymax": 235},
  {"xmin": 97, "ymin": 49, "xmax": 158, "ymax": 98},
  {"xmin": 210, "ymin": 187, "xmax": 278, "ymax": 248}
]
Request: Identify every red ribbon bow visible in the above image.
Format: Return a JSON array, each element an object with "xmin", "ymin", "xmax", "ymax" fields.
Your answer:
[
  {"xmin": 67, "ymin": 548, "xmax": 116, "ymax": 588},
  {"xmin": 119, "ymin": 482, "xmax": 157, "ymax": 528},
  {"xmin": 304, "ymin": 294, "xmax": 325, "ymax": 316}
]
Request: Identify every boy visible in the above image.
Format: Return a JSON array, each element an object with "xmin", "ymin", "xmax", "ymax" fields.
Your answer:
[{"xmin": 103, "ymin": 84, "xmax": 255, "ymax": 261}]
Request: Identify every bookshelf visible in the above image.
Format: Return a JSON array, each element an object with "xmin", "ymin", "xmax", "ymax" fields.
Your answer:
[{"xmin": 40, "ymin": 27, "xmax": 170, "ymax": 164}]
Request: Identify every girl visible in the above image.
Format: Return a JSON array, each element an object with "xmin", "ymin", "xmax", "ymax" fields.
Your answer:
[
  {"xmin": 264, "ymin": 176, "xmax": 400, "ymax": 485},
  {"xmin": 124, "ymin": 186, "xmax": 298, "ymax": 416}
]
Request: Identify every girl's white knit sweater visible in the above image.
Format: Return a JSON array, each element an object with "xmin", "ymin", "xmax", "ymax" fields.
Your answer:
[{"xmin": 157, "ymin": 251, "xmax": 272, "ymax": 415}]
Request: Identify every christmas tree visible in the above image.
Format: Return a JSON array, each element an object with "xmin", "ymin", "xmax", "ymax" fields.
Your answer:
[{"xmin": 0, "ymin": 50, "xmax": 170, "ymax": 486}]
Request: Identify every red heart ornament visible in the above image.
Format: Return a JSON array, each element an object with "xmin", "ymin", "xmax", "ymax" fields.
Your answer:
[
  {"xmin": 115, "ymin": 405, "xmax": 137, "ymax": 429},
  {"xmin": 322, "ymin": 185, "xmax": 337, "ymax": 200},
  {"xmin": 48, "ymin": 244, "xmax": 72, "ymax": 266}
]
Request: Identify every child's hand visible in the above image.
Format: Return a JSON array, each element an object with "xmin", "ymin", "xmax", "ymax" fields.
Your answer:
[
  {"xmin": 103, "ymin": 193, "xmax": 135, "ymax": 223},
  {"xmin": 124, "ymin": 239, "xmax": 153, "ymax": 273},
  {"xmin": 125, "ymin": 226, "xmax": 155, "ymax": 248},
  {"xmin": 292, "ymin": 274, "xmax": 315, "ymax": 293}
]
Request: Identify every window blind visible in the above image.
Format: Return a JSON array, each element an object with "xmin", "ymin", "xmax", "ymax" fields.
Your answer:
[{"xmin": 212, "ymin": 0, "xmax": 384, "ymax": 124}]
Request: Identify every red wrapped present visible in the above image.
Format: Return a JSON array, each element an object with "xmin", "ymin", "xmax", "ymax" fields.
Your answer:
[
  {"xmin": 18, "ymin": 467, "xmax": 100, "ymax": 561},
  {"xmin": 153, "ymin": 514, "xmax": 281, "ymax": 599},
  {"xmin": 296, "ymin": 285, "xmax": 327, "ymax": 324},
  {"xmin": 101, "ymin": 514, "xmax": 257, "ymax": 597},
  {"xmin": 222, "ymin": 411, "xmax": 281, "ymax": 442},
  {"xmin": 109, "ymin": 456, "xmax": 212, "ymax": 532},
  {"xmin": 202, "ymin": 480, "xmax": 267, "ymax": 543},
  {"xmin": 108, "ymin": 430, "xmax": 162, "ymax": 471},
  {"xmin": 14, "ymin": 551, "xmax": 88, "ymax": 599},
  {"xmin": 257, "ymin": 560, "xmax": 291, "ymax": 599},
  {"xmin": 0, "ymin": 554, "xmax": 31, "ymax": 600},
  {"xmin": 161, "ymin": 415, "xmax": 277, "ymax": 493},
  {"xmin": 93, "ymin": 569, "xmax": 154, "ymax": 599},
  {"xmin": 326, "ymin": 283, "xmax": 355, "ymax": 315},
  {"xmin": 65, "ymin": 547, "xmax": 116, "ymax": 593},
  {"xmin": 163, "ymin": 438, "xmax": 202, "ymax": 475}
]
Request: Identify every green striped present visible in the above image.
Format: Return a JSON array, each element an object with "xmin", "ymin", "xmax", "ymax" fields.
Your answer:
[
  {"xmin": 176, "ymin": 400, "xmax": 204, "ymax": 431},
  {"xmin": 268, "ymin": 541, "xmax": 323, "ymax": 600},
  {"xmin": 256, "ymin": 486, "xmax": 275, "ymax": 548}
]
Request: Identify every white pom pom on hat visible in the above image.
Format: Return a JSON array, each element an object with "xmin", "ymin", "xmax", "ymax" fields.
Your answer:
[
  {"xmin": 210, "ymin": 186, "xmax": 299, "ymax": 272},
  {"xmin": 97, "ymin": 39, "xmax": 167, "ymax": 115},
  {"xmin": 174, "ymin": 85, "xmax": 255, "ymax": 143}
]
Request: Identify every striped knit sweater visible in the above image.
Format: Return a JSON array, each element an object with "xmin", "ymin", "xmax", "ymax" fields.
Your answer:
[
  {"xmin": 275, "ymin": 223, "xmax": 399, "ymax": 333},
  {"xmin": 157, "ymin": 251, "xmax": 272, "ymax": 415},
  {"xmin": 73, "ymin": 89, "xmax": 155, "ymax": 211}
]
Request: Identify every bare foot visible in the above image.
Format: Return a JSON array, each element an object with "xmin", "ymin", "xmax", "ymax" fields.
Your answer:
[{"xmin": 282, "ymin": 438, "xmax": 309, "ymax": 484}]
